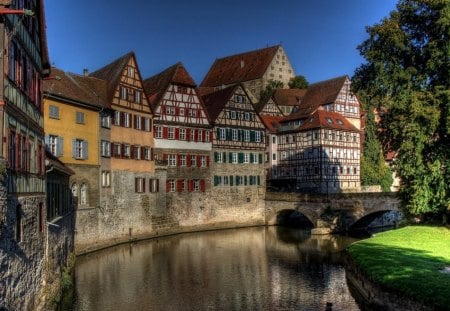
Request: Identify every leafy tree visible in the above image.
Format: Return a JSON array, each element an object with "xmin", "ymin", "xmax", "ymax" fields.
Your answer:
[
  {"xmin": 352, "ymin": 0, "xmax": 450, "ymax": 216},
  {"xmin": 260, "ymin": 79, "xmax": 283, "ymax": 102},
  {"xmin": 288, "ymin": 75, "xmax": 309, "ymax": 89},
  {"xmin": 360, "ymin": 109, "xmax": 393, "ymax": 192}
]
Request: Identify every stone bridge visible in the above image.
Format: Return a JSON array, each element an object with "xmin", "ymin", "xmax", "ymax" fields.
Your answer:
[{"xmin": 265, "ymin": 192, "xmax": 401, "ymax": 234}]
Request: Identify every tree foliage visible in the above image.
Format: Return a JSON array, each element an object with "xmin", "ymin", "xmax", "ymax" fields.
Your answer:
[
  {"xmin": 288, "ymin": 75, "xmax": 309, "ymax": 89},
  {"xmin": 260, "ymin": 79, "xmax": 284, "ymax": 102},
  {"xmin": 352, "ymin": 0, "xmax": 450, "ymax": 216}
]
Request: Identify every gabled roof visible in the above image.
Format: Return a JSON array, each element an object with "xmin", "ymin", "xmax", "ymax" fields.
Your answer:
[
  {"xmin": 260, "ymin": 115, "xmax": 284, "ymax": 133},
  {"xmin": 291, "ymin": 76, "xmax": 348, "ymax": 116},
  {"xmin": 280, "ymin": 110, "xmax": 359, "ymax": 133},
  {"xmin": 254, "ymin": 97, "xmax": 283, "ymax": 115},
  {"xmin": 89, "ymin": 52, "xmax": 135, "ymax": 103},
  {"xmin": 143, "ymin": 62, "xmax": 196, "ymax": 110},
  {"xmin": 44, "ymin": 67, "xmax": 108, "ymax": 109},
  {"xmin": 201, "ymin": 84, "xmax": 246, "ymax": 123},
  {"xmin": 201, "ymin": 45, "xmax": 280, "ymax": 87},
  {"xmin": 273, "ymin": 88, "xmax": 307, "ymax": 107}
]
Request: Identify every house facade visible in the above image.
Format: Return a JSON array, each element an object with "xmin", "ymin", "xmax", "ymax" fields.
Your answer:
[
  {"xmin": 201, "ymin": 45, "xmax": 295, "ymax": 101},
  {"xmin": 143, "ymin": 63, "xmax": 211, "ymax": 195}
]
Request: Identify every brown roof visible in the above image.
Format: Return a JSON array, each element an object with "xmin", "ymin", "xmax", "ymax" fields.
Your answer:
[
  {"xmin": 143, "ymin": 62, "xmax": 196, "ymax": 110},
  {"xmin": 45, "ymin": 150, "xmax": 74, "ymax": 176},
  {"xmin": 260, "ymin": 115, "xmax": 284, "ymax": 133},
  {"xmin": 273, "ymin": 88, "xmax": 307, "ymax": 107},
  {"xmin": 44, "ymin": 67, "xmax": 108, "ymax": 109},
  {"xmin": 201, "ymin": 85, "xmax": 239, "ymax": 123},
  {"xmin": 291, "ymin": 76, "xmax": 348, "ymax": 116},
  {"xmin": 280, "ymin": 110, "xmax": 359, "ymax": 133},
  {"xmin": 201, "ymin": 45, "xmax": 280, "ymax": 87},
  {"xmin": 89, "ymin": 52, "xmax": 135, "ymax": 103}
]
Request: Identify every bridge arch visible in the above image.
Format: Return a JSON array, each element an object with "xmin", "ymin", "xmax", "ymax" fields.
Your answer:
[
  {"xmin": 275, "ymin": 209, "xmax": 315, "ymax": 229},
  {"xmin": 348, "ymin": 209, "xmax": 402, "ymax": 231}
]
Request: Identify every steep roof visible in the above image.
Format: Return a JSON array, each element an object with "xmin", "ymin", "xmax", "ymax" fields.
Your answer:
[
  {"xmin": 292, "ymin": 76, "xmax": 348, "ymax": 116},
  {"xmin": 280, "ymin": 110, "xmax": 359, "ymax": 133},
  {"xmin": 89, "ymin": 52, "xmax": 134, "ymax": 103},
  {"xmin": 273, "ymin": 88, "xmax": 307, "ymax": 107},
  {"xmin": 201, "ymin": 45, "xmax": 280, "ymax": 87},
  {"xmin": 143, "ymin": 62, "xmax": 196, "ymax": 110},
  {"xmin": 260, "ymin": 115, "xmax": 284, "ymax": 133},
  {"xmin": 201, "ymin": 85, "xmax": 239, "ymax": 123},
  {"xmin": 44, "ymin": 67, "xmax": 108, "ymax": 109}
]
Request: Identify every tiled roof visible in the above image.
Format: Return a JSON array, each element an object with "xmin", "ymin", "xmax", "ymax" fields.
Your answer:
[
  {"xmin": 44, "ymin": 67, "xmax": 108, "ymax": 109},
  {"xmin": 45, "ymin": 150, "xmax": 74, "ymax": 176},
  {"xmin": 291, "ymin": 76, "xmax": 348, "ymax": 116},
  {"xmin": 143, "ymin": 62, "xmax": 196, "ymax": 110},
  {"xmin": 273, "ymin": 88, "xmax": 307, "ymax": 107},
  {"xmin": 260, "ymin": 115, "xmax": 284, "ymax": 133},
  {"xmin": 280, "ymin": 110, "xmax": 359, "ymax": 133},
  {"xmin": 89, "ymin": 52, "xmax": 134, "ymax": 103},
  {"xmin": 201, "ymin": 45, "xmax": 280, "ymax": 87},
  {"xmin": 201, "ymin": 85, "xmax": 238, "ymax": 123}
]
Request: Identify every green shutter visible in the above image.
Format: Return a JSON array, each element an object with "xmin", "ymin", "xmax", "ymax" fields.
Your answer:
[
  {"xmin": 250, "ymin": 130, "xmax": 255, "ymax": 142},
  {"xmin": 257, "ymin": 175, "xmax": 261, "ymax": 185},
  {"xmin": 229, "ymin": 152, "xmax": 233, "ymax": 163},
  {"xmin": 244, "ymin": 176, "xmax": 247, "ymax": 186},
  {"xmin": 230, "ymin": 175, "xmax": 233, "ymax": 186},
  {"xmin": 258, "ymin": 153, "xmax": 263, "ymax": 164},
  {"xmin": 238, "ymin": 152, "xmax": 244, "ymax": 163},
  {"xmin": 216, "ymin": 128, "xmax": 221, "ymax": 140},
  {"xmin": 214, "ymin": 176, "xmax": 218, "ymax": 186},
  {"xmin": 214, "ymin": 152, "xmax": 218, "ymax": 162},
  {"xmin": 226, "ymin": 128, "xmax": 231, "ymax": 140}
]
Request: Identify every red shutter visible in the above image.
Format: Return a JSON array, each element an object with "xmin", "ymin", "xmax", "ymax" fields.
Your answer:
[
  {"xmin": 186, "ymin": 128, "xmax": 191, "ymax": 141},
  {"xmin": 206, "ymin": 156, "xmax": 210, "ymax": 167},
  {"xmin": 177, "ymin": 179, "xmax": 183, "ymax": 192},
  {"xmin": 200, "ymin": 180, "xmax": 205, "ymax": 192},
  {"xmin": 121, "ymin": 144, "xmax": 125, "ymax": 158},
  {"xmin": 130, "ymin": 145, "xmax": 135, "ymax": 159},
  {"xmin": 133, "ymin": 115, "xmax": 137, "ymax": 129},
  {"xmin": 135, "ymin": 178, "xmax": 138, "ymax": 192},
  {"xmin": 186, "ymin": 154, "xmax": 191, "ymax": 167},
  {"xmin": 110, "ymin": 142, "xmax": 114, "ymax": 157},
  {"xmin": 166, "ymin": 180, "xmax": 170, "ymax": 192},
  {"xmin": 163, "ymin": 154, "xmax": 168, "ymax": 162},
  {"xmin": 196, "ymin": 155, "xmax": 201, "ymax": 167},
  {"xmin": 156, "ymin": 179, "xmax": 160, "ymax": 192},
  {"xmin": 149, "ymin": 179, "xmax": 153, "ymax": 192},
  {"xmin": 163, "ymin": 127, "xmax": 168, "ymax": 139},
  {"xmin": 175, "ymin": 128, "xmax": 180, "ymax": 140},
  {"xmin": 143, "ymin": 179, "xmax": 146, "ymax": 192},
  {"xmin": 177, "ymin": 154, "xmax": 181, "ymax": 166},
  {"xmin": 194, "ymin": 130, "xmax": 198, "ymax": 142},
  {"xmin": 202, "ymin": 130, "xmax": 206, "ymax": 142},
  {"xmin": 151, "ymin": 148, "xmax": 154, "ymax": 161},
  {"xmin": 188, "ymin": 180, "xmax": 193, "ymax": 192}
]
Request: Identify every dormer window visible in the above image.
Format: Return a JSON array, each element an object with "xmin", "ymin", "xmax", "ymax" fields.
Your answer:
[
  {"xmin": 337, "ymin": 119, "xmax": 344, "ymax": 125},
  {"xmin": 326, "ymin": 117, "xmax": 333, "ymax": 124}
]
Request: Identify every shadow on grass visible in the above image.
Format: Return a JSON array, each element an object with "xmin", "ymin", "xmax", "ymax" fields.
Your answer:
[{"xmin": 348, "ymin": 242, "xmax": 450, "ymax": 310}]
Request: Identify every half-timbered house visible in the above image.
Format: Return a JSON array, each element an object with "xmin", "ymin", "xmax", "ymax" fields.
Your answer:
[
  {"xmin": 201, "ymin": 45, "xmax": 295, "ymax": 101},
  {"xmin": 272, "ymin": 88, "xmax": 307, "ymax": 116},
  {"xmin": 143, "ymin": 63, "xmax": 211, "ymax": 194},
  {"xmin": 201, "ymin": 84, "xmax": 266, "ymax": 194}
]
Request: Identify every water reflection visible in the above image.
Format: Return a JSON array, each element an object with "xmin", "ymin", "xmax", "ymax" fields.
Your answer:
[{"xmin": 67, "ymin": 227, "xmax": 361, "ymax": 311}]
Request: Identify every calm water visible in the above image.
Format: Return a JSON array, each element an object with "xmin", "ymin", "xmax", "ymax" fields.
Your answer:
[{"xmin": 64, "ymin": 227, "xmax": 364, "ymax": 311}]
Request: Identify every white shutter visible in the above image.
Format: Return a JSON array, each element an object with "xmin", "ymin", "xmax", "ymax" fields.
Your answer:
[
  {"xmin": 83, "ymin": 141, "xmax": 88, "ymax": 159},
  {"xmin": 56, "ymin": 137, "xmax": 63, "ymax": 157}
]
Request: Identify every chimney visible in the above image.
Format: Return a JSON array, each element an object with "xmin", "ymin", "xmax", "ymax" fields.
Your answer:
[
  {"xmin": 240, "ymin": 60, "xmax": 244, "ymax": 69},
  {"xmin": 83, "ymin": 68, "xmax": 89, "ymax": 76}
]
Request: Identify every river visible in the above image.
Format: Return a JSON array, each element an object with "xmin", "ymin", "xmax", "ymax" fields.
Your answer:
[{"xmin": 62, "ymin": 226, "xmax": 366, "ymax": 311}]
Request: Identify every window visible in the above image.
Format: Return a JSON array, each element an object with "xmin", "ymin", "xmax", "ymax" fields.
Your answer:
[
  {"xmin": 272, "ymin": 136, "xmax": 276, "ymax": 144},
  {"xmin": 46, "ymin": 135, "xmax": 63, "ymax": 157},
  {"xmin": 193, "ymin": 179, "xmax": 200, "ymax": 191},
  {"xmin": 134, "ymin": 115, "xmax": 142, "ymax": 130},
  {"xmin": 190, "ymin": 155, "xmax": 196, "ymax": 166},
  {"xmin": 135, "ymin": 91, "xmax": 141, "ymax": 104},
  {"xmin": 144, "ymin": 117, "xmax": 151, "ymax": 132},
  {"xmin": 101, "ymin": 140, "xmax": 110, "ymax": 157},
  {"xmin": 76, "ymin": 111, "xmax": 85, "ymax": 124},
  {"xmin": 168, "ymin": 179, "xmax": 175, "ymax": 192},
  {"xmin": 135, "ymin": 177, "xmax": 145, "ymax": 193},
  {"xmin": 49, "ymin": 105, "xmax": 59, "ymax": 119},
  {"xmin": 168, "ymin": 127, "xmax": 175, "ymax": 139},
  {"xmin": 272, "ymin": 153, "xmax": 276, "ymax": 161},
  {"xmin": 80, "ymin": 183, "xmax": 87, "ymax": 205},
  {"xmin": 114, "ymin": 111, "xmax": 121, "ymax": 126},
  {"xmin": 190, "ymin": 129, "xmax": 196, "ymax": 141},
  {"xmin": 230, "ymin": 111, "xmax": 236, "ymax": 119},
  {"xmin": 235, "ymin": 95, "xmax": 245, "ymax": 103},
  {"xmin": 180, "ymin": 155, "xmax": 186, "ymax": 166},
  {"xmin": 73, "ymin": 139, "xmax": 88, "ymax": 159},
  {"xmin": 133, "ymin": 145, "xmax": 141, "ymax": 160},
  {"xmin": 219, "ymin": 128, "xmax": 226, "ymax": 141},
  {"xmin": 123, "ymin": 144, "xmax": 131, "ymax": 158},
  {"xmin": 188, "ymin": 109, "xmax": 196, "ymax": 117},
  {"xmin": 123, "ymin": 112, "xmax": 131, "ymax": 128},
  {"xmin": 102, "ymin": 171, "xmax": 111, "ymax": 187},
  {"xmin": 215, "ymin": 152, "xmax": 223, "ymax": 163},
  {"xmin": 168, "ymin": 154, "xmax": 176, "ymax": 166},
  {"xmin": 232, "ymin": 129, "xmax": 238, "ymax": 141},
  {"xmin": 255, "ymin": 131, "xmax": 261, "ymax": 142},
  {"xmin": 244, "ymin": 130, "xmax": 250, "ymax": 142},
  {"xmin": 201, "ymin": 156, "xmax": 207, "ymax": 167},
  {"xmin": 120, "ymin": 86, "xmax": 127, "ymax": 100},
  {"xmin": 205, "ymin": 131, "xmax": 210, "ymax": 142},
  {"xmin": 179, "ymin": 108, "xmax": 185, "ymax": 116},
  {"xmin": 244, "ymin": 112, "xmax": 250, "ymax": 120},
  {"xmin": 101, "ymin": 114, "xmax": 111, "ymax": 128},
  {"xmin": 166, "ymin": 106, "xmax": 175, "ymax": 115},
  {"xmin": 180, "ymin": 128, "xmax": 186, "ymax": 140},
  {"xmin": 144, "ymin": 147, "xmax": 152, "ymax": 160},
  {"xmin": 128, "ymin": 67, "xmax": 135, "ymax": 78},
  {"xmin": 155, "ymin": 126, "xmax": 163, "ymax": 138},
  {"xmin": 113, "ymin": 143, "xmax": 121, "ymax": 157},
  {"xmin": 244, "ymin": 153, "xmax": 249, "ymax": 163},
  {"xmin": 149, "ymin": 179, "xmax": 159, "ymax": 192},
  {"xmin": 232, "ymin": 152, "xmax": 238, "ymax": 164}
]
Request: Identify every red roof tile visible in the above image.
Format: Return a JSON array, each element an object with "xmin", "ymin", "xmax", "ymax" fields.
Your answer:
[
  {"xmin": 201, "ymin": 45, "xmax": 280, "ymax": 87},
  {"xmin": 143, "ymin": 62, "xmax": 196, "ymax": 110},
  {"xmin": 201, "ymin": 85, "xmax": 240, "ymax": 122},
  {"xmin": 273, "ymin": 88, "xmax": 307, "ymax": 107},
  {"xmin": 260, "ymin": 115, "xmax": 284, "ymax": 133},
  {"xmin": 281, "ymin": 110, "xmax": 359, "ymax": 133}
]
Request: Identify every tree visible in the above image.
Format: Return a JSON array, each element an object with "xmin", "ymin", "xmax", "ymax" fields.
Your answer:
[
  {"xmin": 352, "ymin": 0, "xmax": 450, "ymax": 217},
  {"xmin": 288, "ymin": 75, "xmax": 309, "ymax": 89},
  {"xmin": 260, "ymin": 79, "xmax": 283, "ymax": 102}
]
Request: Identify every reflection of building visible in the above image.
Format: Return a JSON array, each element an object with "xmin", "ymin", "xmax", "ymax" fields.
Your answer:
[
  {"xmin": 201, "ymin": 45, "xmax": 295, "ymax": 101},
  {"xmin": 271, "ymin": 76, "xmax": 361, "ymax": 193},
  {"xmin": 143, "ymin": 63, "xmax": 211, "ymax": 193}
]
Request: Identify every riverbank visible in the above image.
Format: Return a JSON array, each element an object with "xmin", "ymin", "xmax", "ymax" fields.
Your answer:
[{"xmin": 346, "ymin": 226, "xmax": 450, "ymax": 310}]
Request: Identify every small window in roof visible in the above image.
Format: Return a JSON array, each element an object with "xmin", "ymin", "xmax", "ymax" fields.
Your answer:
[
  {"xmin": 337, "ymin": 119, "xmax": 344, "ymax": 125},
  {"xmin": 326, "ymin": 117, "xmax": 333, "ymax": 124},
  {"xmin": 309, "ymin": 117, "xmax": 314, "ymax": 123}
]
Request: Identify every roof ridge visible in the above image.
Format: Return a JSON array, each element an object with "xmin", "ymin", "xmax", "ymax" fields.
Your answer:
[{"xmin": 214, "ymin": 45, "xmax": 280, "ymax": 61}]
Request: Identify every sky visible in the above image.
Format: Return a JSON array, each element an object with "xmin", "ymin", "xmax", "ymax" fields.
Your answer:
[{"xmin": 45, "ymin": 0, "xmax": 397, "ymax": 85}]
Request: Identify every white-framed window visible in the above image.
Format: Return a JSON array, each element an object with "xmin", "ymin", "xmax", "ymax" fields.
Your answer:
[
  {"xmin": 101, "ymin": 171, "xmax": 111, "ymax": 187},
  {"xmin": 120, "ymin": 86, "xmax": 127, "ymax": 100},
  {"xmin": 166, "ymin": 106, "xmax": 175, "ymax": 115},
  {"xmin": 135, "ymin": 115, "xmax": 142, "ymax": 130},
  {"xmin": 128, "ymin": 67, "xmax": 135, "ymax": 78},
  {"xmin": 155, "ymin": 126, "xmax": 163, "ymax": 138},
  {"xmin": 190, "ymin": 129, "xmax": 196, "ymax": 141},
  {"xmin": 134, "ymin": 145, "xmax": 141, "ymax": 160},
  {"xmin": 244, "ymin": 153, "xmax": 250, "ymax": 163},
  {"xmin": 190, "ymin": 155, "xmax": 196, "ymax": 166},
  {"xmin": 101, "ymin": 140, "xmax": 110, "ymax": 157},
  {"xmin": 113, "ymin": 143, "xmax": 121, "ymax": 157},
  {"xmin": 75, "ymin": 111, "xmax": 85, "ymax": 124},
  {"xmin": 255, "ymin": 131, "xmax": 261, "ymax": 142},
  {"xmin": 123, "ymin": 144, "xmax": 131, "ymax": 158},
  {"xmin": 135, "ymin": 177, "xmax": 145, "ymax": 193},
  {"xmin": 201, "ymin": 155, "xmax": 207, "ymax": 167},
  {"xmin": 219, "ymin": 128, "xmax": 226, "ymax": 141},
  {"xmin": 253, "ymin": 153, "xmax": 259, "ymax": 164},
  {"xmin": 101, "ymin": 114, "xmax": 111, "ymax": 128},
  {"xmin": 179, "ymin": 108, "xmax": 185, "ymax": 116},
  {"xmin": 197, "ymin": 130, "xmax": 203, "ymax": 142},
  {"xmin": 80, "ymin": 183, "xmax": 88, "ymax": 205},
  {"xmin": 168, "ymin": 154, "xmax": 176, "ymax": 166},
  {"xmin": 144, "ymin": 117, "xmax": 151, "ymax": 132},
  {"xmin": 230, "ymin": 111, "xmax": 236, "ymax": 119},
  {"xmin": 114, "ymin": 111, "xmax": 121, "ymax": 126},
  {"xmin": 168, "ymin": 127, "xmax": 175, "ymax": 139},
  {"xmin": 232, "ymin": 152, "xmax": 238, "ymax": 164},
  {"xmin": 232, "ymin": 129, "xmax": 238, "ymax": 141},
  {"xmin": 180, "ymin": 154, "xmax": 186, "ymax": 166},
  {"xmin": 244, "ymin": 112, "xmax": 250, "ymax": 120},
  {"xmin": 123, "ymin": 112, "xmax": 131, "ymax": 128},
  {"xmin": 180, "ymin": 128, "xmax": 186, "ymax": 140},
  {"xmin": 205, "ymin": 131, "xmax": 210, "ymax": 142},
  {"xmin": 144, "ymin": 147, "xmax": 152, "ymax": 160},
  {"xmin": 168, "ymin": 179, "xmax": 175, "ymax": 192},
  {"xmin": 46, "ymin": 135, "xmax": 63, "ymax": 157},
  {"xmin": 49, "ymin": 105, "xmax": 59, "ymax": 119},
  {"xmin": 188, "ymin": 109, "xmax": 196, "ymax": 117},
  {"xmin": 244, "ymin": 130, "xmax": 250, "ymax": 142},
  {"xmin": 135, "ymin": 90, "xmax": 141, "ymax": 104},
  {"xmin": 72, "ymin": 139, "xmax": 88, "ymax": 159},
  {"xmin": 216, "ymin": 152, "xmax": 223, "ymax": 163},
  {"xmin": 193, "ymin": 179, "xmax": 200, "ymax": 191}
]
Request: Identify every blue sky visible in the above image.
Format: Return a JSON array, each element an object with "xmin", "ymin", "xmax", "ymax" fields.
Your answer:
[{"xmin": 45, "ymin": 0, "xmax": 397, "ymax": 84}]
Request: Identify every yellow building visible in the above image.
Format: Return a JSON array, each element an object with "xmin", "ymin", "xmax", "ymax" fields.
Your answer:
[{"xmin": 44, "ymin": 67, "xmax": 107, "ymax": 208}]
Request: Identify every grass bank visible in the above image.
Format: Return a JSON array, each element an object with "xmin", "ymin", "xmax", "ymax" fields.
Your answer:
[{"xmin": 347, "ymin": 226, "xmax": 450, "ymax": 310}]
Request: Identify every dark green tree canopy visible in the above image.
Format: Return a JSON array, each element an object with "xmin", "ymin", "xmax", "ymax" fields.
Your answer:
[
  {"xmin": 260, "ymin": 79, "xmax": 284, "ymax": 102},
  {"xmin": 352, "ymin": 0, "xmax": 450, "ymax": 216},
  {"xmin": 288, "ymin": 75, "xmax": 309, "ymax": 89}
]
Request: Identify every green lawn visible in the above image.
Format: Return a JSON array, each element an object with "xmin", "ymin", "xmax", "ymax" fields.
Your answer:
[{"xmin": 347, "ymin": 226, "xmax": 450, "ymax": 309}]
